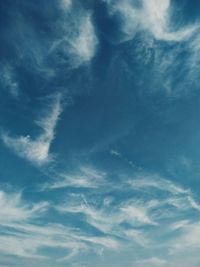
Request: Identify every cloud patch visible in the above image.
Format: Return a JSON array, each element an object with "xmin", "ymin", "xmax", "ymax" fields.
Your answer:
[
  {"xmin": 1, "ymin": 93, "xmax": 63, "ymax": 165},
  {"xmin": 106, "ymin": 0, "xmax": 197, "ymax": 42},
  {"xmin": 0, "ymin": 64, "xmax": 19, "ymax": 98},
  {"xmin": 43, "ymin": 166, "xmax": 106, "ymax": 190},
  {"xmin": 50, "ymin": 8, "xmax": 98, "ymax": 69}
]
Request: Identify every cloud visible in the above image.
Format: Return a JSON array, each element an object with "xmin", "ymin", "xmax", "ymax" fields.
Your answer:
[
  {"xmin": 1, "ymin": 169, "xmax": 200, "ymax": 265},
  {"xmin": 171, "ymin": 221, "xmax": 200, "ymax": 252},
  {"xmin": 0, "ymin": 64, "xmax": 19, "ymax": 98},
  {"xmin": 60, "ymin": 0, "xmax": 72, "ymax": 10},
  {"xmin": 50, "ymin": 168, "xmax": 200, "ymax": 236},
  {"xmin": 123, "ymin": 229, "xmax": 150, "ymax": 247},
  {"xmin": 170, "ymin": 220, "xmax": 190, "ymax": 231},
  {"xmin": 43, "ymin": 166, "xmax": 106, "ymax": 190},
  {"xmin": 106, "ymin": 0, "xmax": 197, "ymax": 42},
  {"xmin": 1, "ymin": 93, "xmax": 63, "ymax": 165},
  {"xmin": 127, "ymin": 174, "xmax": 189, "ymax": 195},
  {"xmin": 54, "ymin": 188, "xmax": 158, "ymax": 240},
  {"xmin": 0, "ymin": 187, "xmax": 120, "ymax": 261},
  {"xmin": 55, "ymin": 197, "xmax": 117, "ymax": 233},
  {"xmin": 50, "ymin": 10, "xmax": 98, "ymax": 68},
  {"xmin": 110, "ymin": 149, "xmax": 121, "ymax": 157},
  {"xmin": 68, "ymin": 13, "xmax": 98, "ymax": 66},
  {"xmin": 0, "ymin": 190, "xmax": 47, "ymax": 225},
  {"xmin": 136, "ymin": 257, "xmax": 167, "ymax": 266},
  {"xmin": 120, "ymin": 203, "xmax": 157, "ymax": 225},
  {"xmin": 0, "ymin": 222, "xmax": 85, "ymax": 259},
  {"xmin": 104, "ymin": 0, "xmax": 200, "ymax": 98},
  {"xmin": 0, "ymin": 189, "xmax": 54, "ymax": 258},
  {"xmin": 141, "ymin": 0, "xmax": 197, "ymax": 41}
]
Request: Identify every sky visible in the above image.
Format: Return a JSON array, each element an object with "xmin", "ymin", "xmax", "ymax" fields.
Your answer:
[{"xmin": 1, "ymin": 0, "xmax": 200, "ymax": 266}]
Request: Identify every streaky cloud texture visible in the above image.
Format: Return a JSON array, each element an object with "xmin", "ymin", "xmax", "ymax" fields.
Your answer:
[
  {"xmin": 1, "ymin": 93, "xmax": 63, "ymax": 165},
  {"xmin": 1, "ymin": 0, "xmax": 200, "ymax": 266}
]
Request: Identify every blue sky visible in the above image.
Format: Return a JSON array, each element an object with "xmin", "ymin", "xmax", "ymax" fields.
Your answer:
[{"xmin": 1, "ymin": 0, "xmax": 200, "ymax": 266}]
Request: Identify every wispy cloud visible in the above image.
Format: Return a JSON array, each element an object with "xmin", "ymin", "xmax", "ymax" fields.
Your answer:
[
  {"xmin": 0, "ymin": 187, "xmax": 120, "ymax": 262},
  {"xmin": 141, "ymin": 0, "xmax": 197, "ymax": 41},
  {"xmin": 50, "ymin": 10, "xmax": 98, "ymax": 69},
  {"xmin": 1, "ymin": 93, "xmax": 63, "ymax": 165},
  {"xmin": 110, "ymin": 149, "xmax": 121, "ymax": 157},
  {"xmin": 43, "ymin": 166, "xmax": 106, "ymax": 190},
  {"xmin": 68, "ymin": 13, "xmax": 98, "ymax": 67},
  {"xmin": 171, "ymin": 221, "xmax": 200, "ymax": 252},
  {"xmin": 50, "ymin": 167, "xmax": 200, "ymax": 261},
  {"xmin": 0, "ymin": 64, "xmax": 19, "ymax": 98},
  {"xmin": 126, "ymin": 174, "xmax": 189, "ymax": 195},
  {"xmin": 0, "ymin": 190, "xmax": 47, "ymax": 224},
  {"xmin": 60, "ymin": 0, "xmax": 72, "ymax": 10},
  {"xmin": 120, "ymin": 202, "xmax": 157, "ymax": 226},
  {"xmin": 1, "ymin": 168, "xmax": 200, "ymax": 265},
  {"xmin": 106, "ymin": 0, "xmax": 197, "ymax": 42}
]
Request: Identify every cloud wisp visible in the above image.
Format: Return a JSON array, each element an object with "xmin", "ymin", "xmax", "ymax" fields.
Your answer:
[
  {"xmin": 43, "ymin": 165, "xmax": 107, "ymax": 190},
  {"xmin": 49, "ymin": 168, "xmax": 200, "ymax": 261},
  {"xmin": 1, "ymin": 167, "xmax": 200, "ymax": 266},
  {"xmin": 0, "ymin": 187, "xmax": 120, "ymax": 262},
  {"xmin": 49, "ymin": 7, "xmax": 98, "ymax": 69},
  {"xmin": 1, "ymin": 93, "xmax": 63, "ymax": 166},
  {"xmin": 0, "ymin": 64, "xmax": 19, "ymax": 99},
  {"xmin": 106, "ymin": 0, "xmax": 197, "ymax": 42}
]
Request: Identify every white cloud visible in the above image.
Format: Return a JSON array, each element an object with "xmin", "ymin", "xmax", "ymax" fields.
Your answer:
[
  {"xmin": 120, "ymin": 203, "xmax": 157, "ymax": 225},
  {"xmin": 141, "ymin": 0, "xmax": 196, "ymax": 41},
  {"xmin": 0, "ymin": 188, "xmax": 120, "ymax": 261},
  {"xmin": 127, "ymin": 174, "xmax": 189, "ymax": 195},
  {"xmin": 110, "ymin": 149, "xmax": 121, "ymax": 157},
  {"xmin": 1, "ymin": 93, "xmax": 63, "ymax": 165},
  {"xmin": 69, "ymin": 14, "xmax": 98, "ymax": 66},
  {"xmin": 106, "ymin": 0, "xmax": 197, "ymax": 42},
  {"xmin": 170, "ymin": 220, "xmax": 190, "ymax": 231},
  {"xmin": 57, "ymin": 200, "xmax": 116, "ymax": 234},
  {"xmin": 1, "ymin": 170, "xmax": 200, "ymax": 265},
  {"xmin": 123, "ymin": 229, "xmax": 150, "ymax": 247},
  {"xmin": 0, "ymin": 222, "xmax": 85, "ymax": 259},
  {"xmin": 0, "ymin": 190, "xmax": 47, "ymax": 225},
  {"xmin": 75, "ymin": 235, "xmax": 120, "ymax": 250},
  {"xmin": 60, "ymin": 0, "xmax": 72, "ymax": 10},
  {"xmin": 55, "ymin": 192, "xmax": 158, "ymax": 241},
  {"xmin": 43, "ymin": 166, "xmax": 106, "ymax": 190},
  {"xmin": 50, "ymin": 12, "xmax": 98, "ymax": 68},
  {"xmin": 50, "ymin": 169, "xmax": 200, "ymax": 245},
  {"xmin": 171, "ymin": 222, "xmax": 200, "ymax": 252}
]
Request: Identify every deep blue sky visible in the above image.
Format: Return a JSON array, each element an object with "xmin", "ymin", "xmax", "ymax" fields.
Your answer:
[{"xmin": 1, "ymin": 0, "xmax": 200, "ymax": 266}]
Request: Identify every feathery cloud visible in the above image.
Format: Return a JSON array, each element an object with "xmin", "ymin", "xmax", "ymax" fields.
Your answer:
[
  {"xmin": 106, "ymin": 0, "xmax": 197, "ymax": 43},
  {"xmin": 50, "ymin": 11, "xmax": 98, "ymax": 69},
  {"xmin": 43, "ymin": 166, "xmax": 106, "ymax": 190},
  {"xmin": 1, "ymin": 93, "xmax": 63, "ymax": 165}
]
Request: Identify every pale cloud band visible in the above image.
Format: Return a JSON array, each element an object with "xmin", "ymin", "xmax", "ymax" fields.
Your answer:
[{"xmin": 0, "ymin": 170, "xmax": 200, "ymax": 265}]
